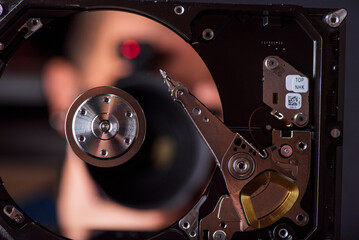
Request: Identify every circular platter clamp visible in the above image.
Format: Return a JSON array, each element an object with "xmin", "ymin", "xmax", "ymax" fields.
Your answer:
[{"xmin": 65, "ymin": 87, "xmax": 146, "ymax": 168}]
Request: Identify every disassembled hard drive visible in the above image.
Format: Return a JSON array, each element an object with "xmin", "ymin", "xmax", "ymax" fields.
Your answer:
[{"xmin": 0, "ymin": 1, "xmax": 345, "ymax": 239}]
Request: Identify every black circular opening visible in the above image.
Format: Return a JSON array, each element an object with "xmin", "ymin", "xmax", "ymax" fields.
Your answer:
[{"xmin": 234, "ymin": 138, "xmax": 241, "ymax": 146}]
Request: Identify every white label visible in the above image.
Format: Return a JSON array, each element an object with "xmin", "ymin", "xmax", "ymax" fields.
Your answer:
[
  {"xmin": 285, "ymin": 93, "xmax": 302, "ymax": 109},
  {"xmin": 285, "ymin": 75, "xmax": 308, "ymax": 93}
]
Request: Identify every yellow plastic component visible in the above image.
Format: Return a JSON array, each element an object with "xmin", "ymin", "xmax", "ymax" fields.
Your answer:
[{"xmin": 241, "ymin": 171, "xmax": 299, "ymax": 229}]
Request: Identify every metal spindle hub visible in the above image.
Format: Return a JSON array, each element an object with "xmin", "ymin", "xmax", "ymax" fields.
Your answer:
[
  {"xmin": 66, "ymin": 86, "xmax": 146, "ymax": 167},
  {"xmin": 99, "ymin": 120, "xmax": 110, "ymax": 133}
]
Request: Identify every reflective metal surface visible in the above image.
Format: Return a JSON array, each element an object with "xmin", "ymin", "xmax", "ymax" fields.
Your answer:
[
  {"xmin": 179, "ymin": 195, "xmax": 207, "ymax": 238},
  {"xmin": 263, "ymin": 56, "xmax": 310, "ymax": 127},
  {"xmin": 162, "ymin": 71, "xmax": 311, "ymax": 234},
  {"xmin": 227, "ymin": 153, "xmax": 255, "ymax": 180},
  {"xmin": 66, "ymin": 86, "xmax": 146, "ymax": 167},
  {"xmin": 325, "ymin": 9, "xmax": 347, "ymax": 28}
]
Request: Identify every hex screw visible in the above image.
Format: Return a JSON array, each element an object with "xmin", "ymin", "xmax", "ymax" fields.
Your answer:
[
  {"xmin": 213, "ymin": 230, "xmax": 226, "ymax": 240},
  {"xmin": 296, "ymin": 213, "xmax": 307, "ymax": 223},
  {"xmin": 78, "ymin": 135, "xmax": 86, "ymax": 142},
  {"xmin": 80, "ymin": 109, "xmax": 87, "ymax": 116},
  {"xmin": 202, "ymin": 28, "xmax": 214, "ymax": 41},
  {"xmin": 103, "ymin": 96, "xmax": 110, "ymax": 103},
  {"xmin": 325, "ymin": 9, "xmax": 347, "ymax": 28},
  {"xmin": 125, "ymin": 138, "xmax": 131, "ymax": 145},
  {"xmin": 31, "ymin": 18, "xmax": 39, "ymax": 26},
  {"xmin": 174, "ymin": 5, "xmax": 185, "ymax": 15},
  {"xmin": 293, "ymin": 113, "xmax": 308, "ymax": 126},
  {"xmin": 265, "ymin": 57, "xmax": 279, "ymax": 70},
  {"xmin": 330, "ymin": 128, "xmax": 341, "ymax": 138},
  {"xmin": 126, "ymin": 111, "xmax": 133, "ymax": 118},
  {"xmin": 278, "ymin": 228, "xmax": 289, "ymax": 238},
  {"xmin": 100, "ymin": 149, "xmax": 108, "ymax": 157},
  {"xmin": 182, "ymin": 221, "xmax": 190, "ymax": 229},
  {"xmin": 297, "ymin": 141, "xmax": 307, "ymax": 151}
]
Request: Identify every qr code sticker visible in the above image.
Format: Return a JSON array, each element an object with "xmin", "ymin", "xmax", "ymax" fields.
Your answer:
[{"xmin": 285, "ymin": 93, "xmax": 302, "ymax": 109}]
